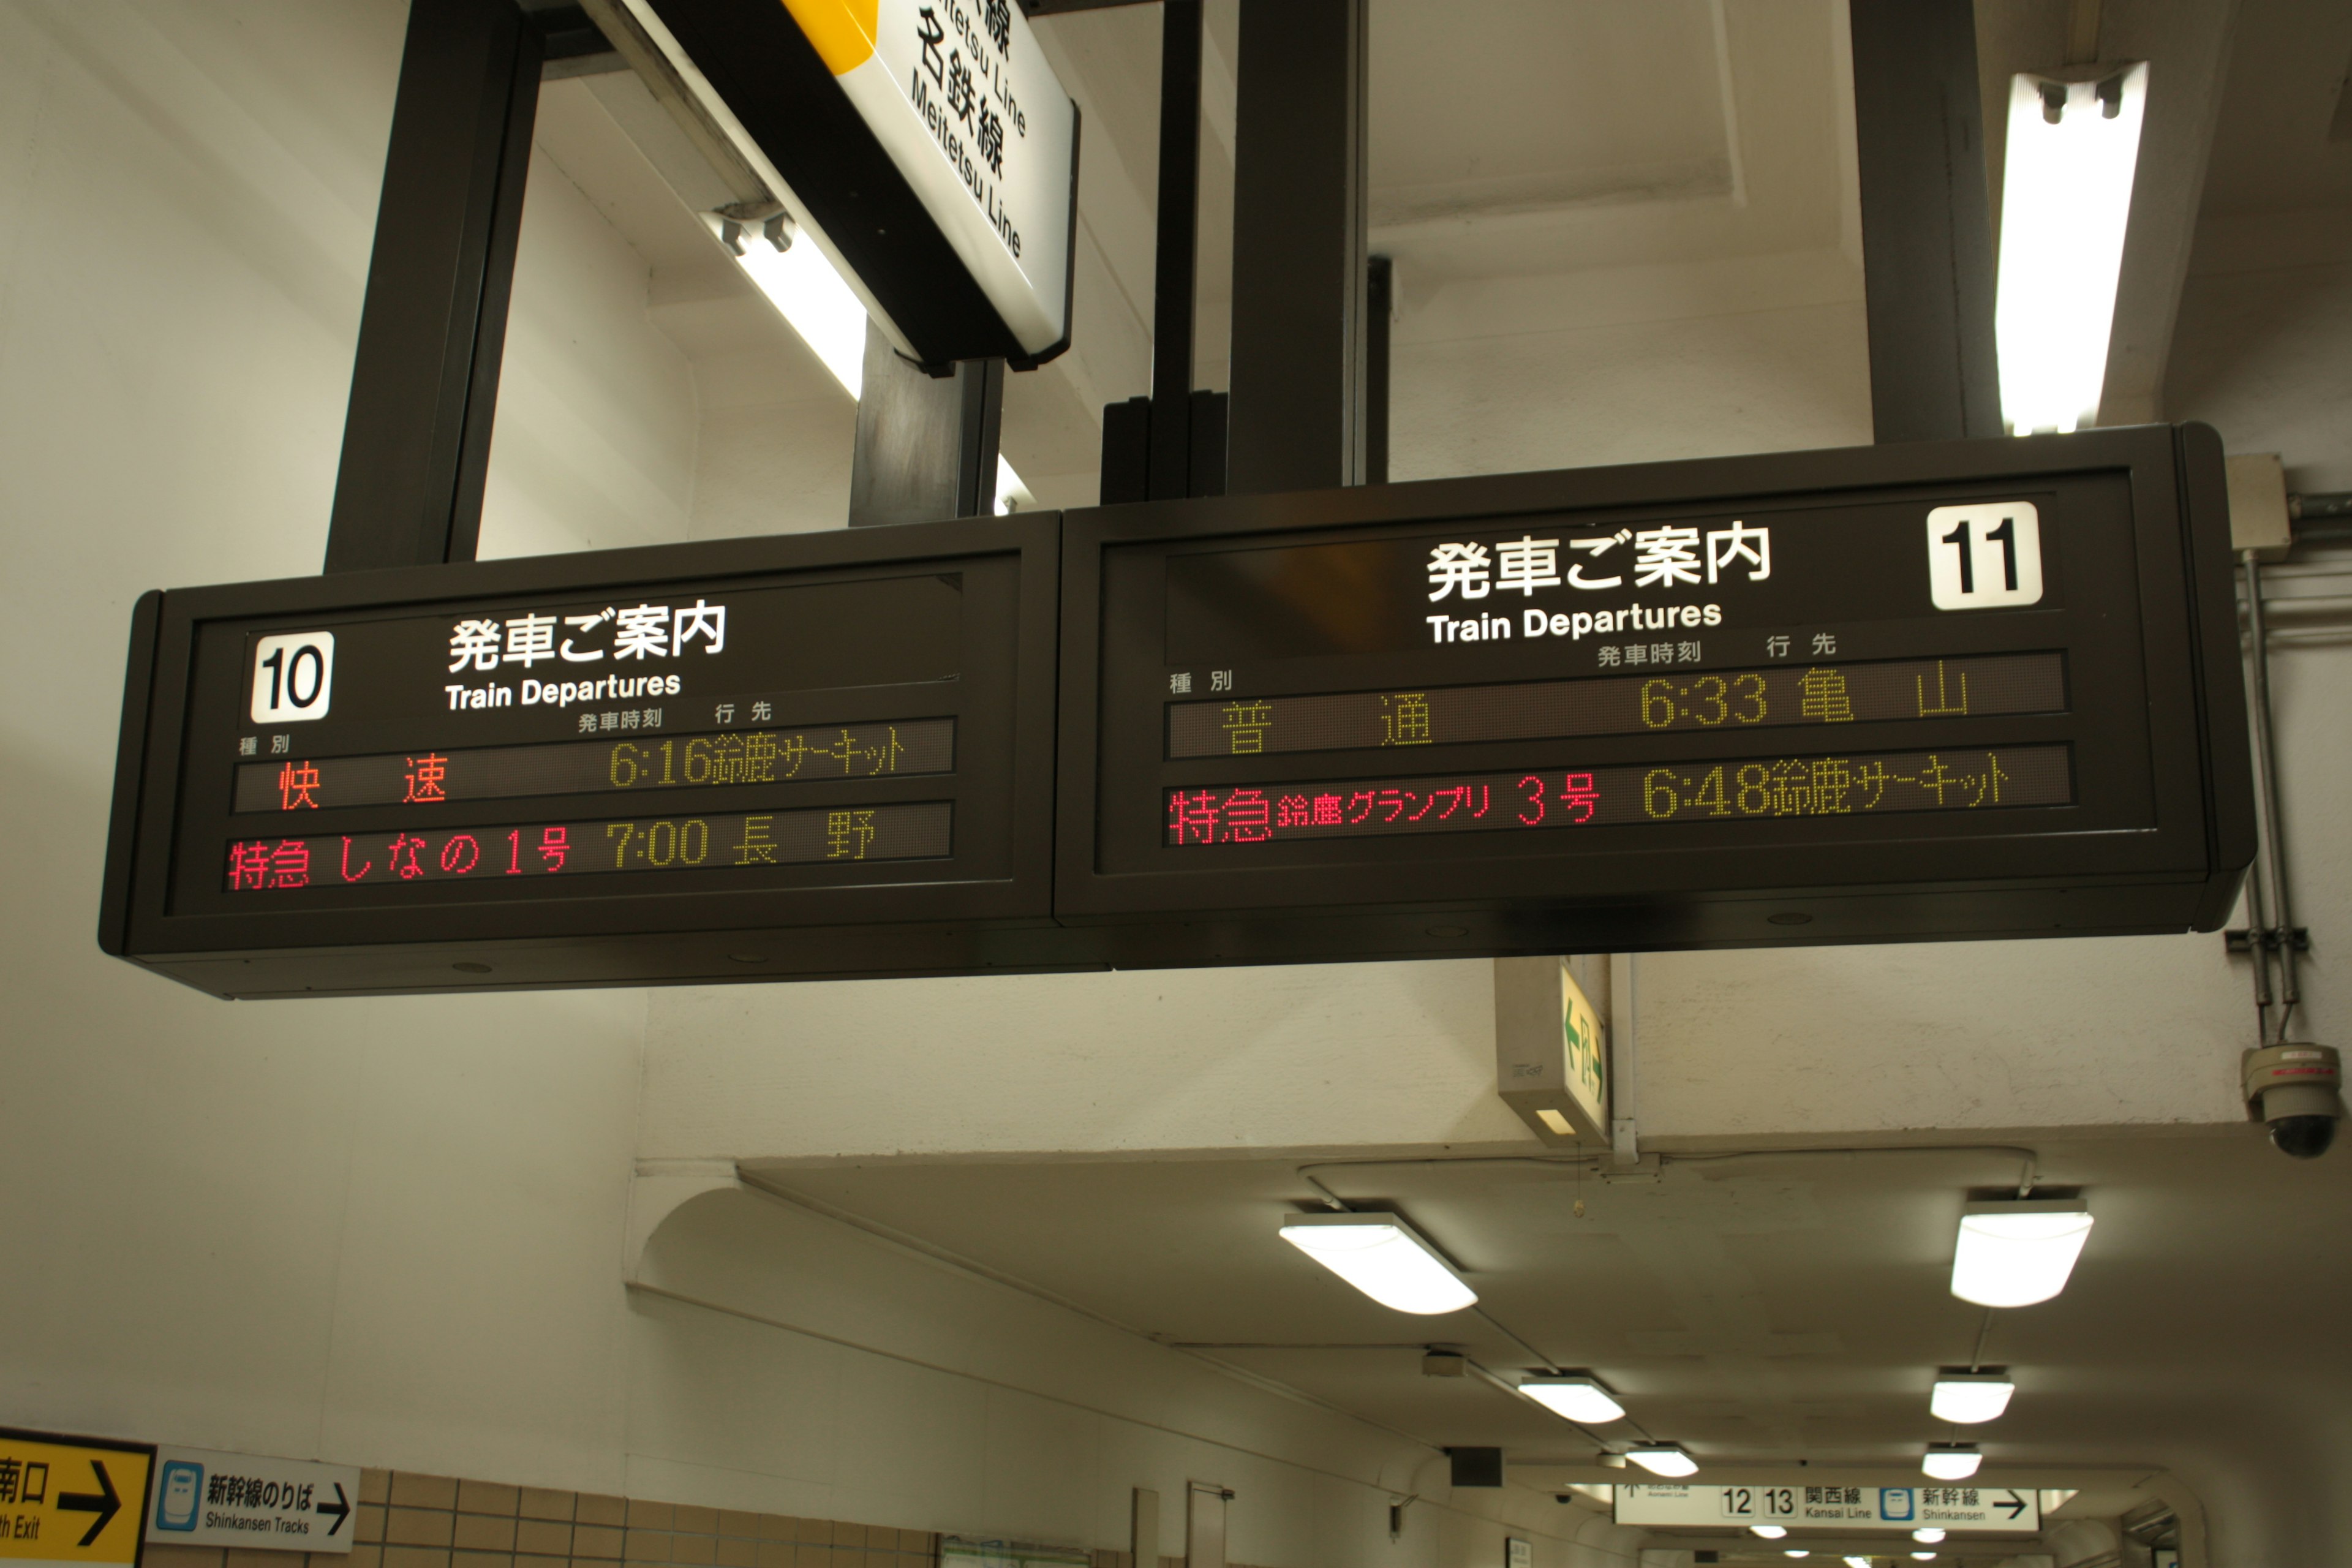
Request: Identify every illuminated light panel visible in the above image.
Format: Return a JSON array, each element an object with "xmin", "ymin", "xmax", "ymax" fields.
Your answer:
[
  {"xmin": 1751, "ymin": 1526, "xmax": 1788, "ymax": 1540},
  {"xmin": 1275, "ymin": 1213, "xmax": 1475, "ymax": 1314},
  {"xmin": 1931, "ymin": 1372, "xmax": 2018, "ymax": 1424},
  {"xmin": 1518, "ymin": 1377, "xmax": 1626, "ymax": 1425},
  {"xmin": 1912, "ymin": 1529, "xmax": 1947, "ymax": 1545},
  {"xmin": 1913, "ymin": 1555, "xmax": 1938, "ymax": 1562},
  {"xmin": 727, "ymin": 225, "xmax": 1038, "ymax": 510},
  {"xmin": 733, "ymin": 227, "xmax": 872, "ymax": 398},
  {"xmin": 1923, "ymin": 1446, "xmax": 1982, "ymax": 1482},
  {"xmin": 1951, "ymin": 1198, "xmax": 2094, "ymax": 1307},
  {"xmin": 1845, "ymin": 1558, "xmax": 1873, "ymax": 1567},
  {"xmin": 1624, "ymin": 1444, "xmax": 1697, "ymax": 1479},
  {"xmin": 1994, "ymin": 65, "xmax": 2150, "ymax": 434}
]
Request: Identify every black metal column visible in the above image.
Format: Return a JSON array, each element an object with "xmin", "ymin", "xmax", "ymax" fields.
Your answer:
[
  {"xmin": 323, "ymin": 0, "xmax": 545, "ymax": 572},
  {"xmin": 1849, "ymin": 0, "xmax": 2003, "ymax": 443},
  {"xmin": 1365, "ymin": 253, "xmax": 1392, "ymax": 484},
  {"xmin": 848, "ymin": 322, "xmax": 1003, "ymax": 526},
  {"xmin": 1147, "ymin": 0, "xmax": 1203, "ymax": 499},
  {"xmin": 1226, "ymin": 0, "xmax": 1368, "ymax": 495}
]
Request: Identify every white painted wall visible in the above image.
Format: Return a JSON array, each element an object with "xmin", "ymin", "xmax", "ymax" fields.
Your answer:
[
  {"xmin": 0, "ymin": 10, "xmax": 1641, "ymax": 1566},
  {"xmin": 0, "ymin": 0, "xmax": 645, "ymax": 1490}
]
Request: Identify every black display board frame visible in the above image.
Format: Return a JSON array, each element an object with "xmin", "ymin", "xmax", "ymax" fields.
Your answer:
[
  {"xmin": 102, "ymin": 514, "xmax": 1063, "ymax": 997},
  {"xmin": 1054, "ymin": 425, "xmax": 2253, "ymax": 962}
]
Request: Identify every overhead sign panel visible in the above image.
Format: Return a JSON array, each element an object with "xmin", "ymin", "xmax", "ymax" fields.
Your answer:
[
  {"xmin": 633, "ymin": 0, "xmax": 1078, "ymax": 368},
  {"xmin": 1614, "ymin": 1481, "xmax": 2039, "ymax": 1533},
  {"xmin": 0, "ymin": 1428, "xmax": 154, "ymax": 1568},
  {"xmin": 101, "ymin": 426, "xmax": 2250, "ymax": 995},
  {"xmin": 101, "ymin": 518, "xmax": 1061, "ymax": 997},
  {"xmin": 1055, "ymin": 424, "xmax": 2252, "ymax": 962},
  {"xmin": 145, "ymin": 1449, "xmax": 356, "ymax": 1553}
]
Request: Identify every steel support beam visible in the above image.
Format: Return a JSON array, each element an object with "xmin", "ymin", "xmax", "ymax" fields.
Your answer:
[
  {"xmin": 1226, "ymin": 0, "xmax": 1368, "ymax": 494},
  {"xmin": 1849, "ymin": 0, "xmax": 2004, "ymax": 443},
  {"xmin": 848, "ymin": 323, "xmax": 1003, "ymax": 527},
  {"xmin": 323, "ymin": 0, "xmax": 545, "ymax": 572}
]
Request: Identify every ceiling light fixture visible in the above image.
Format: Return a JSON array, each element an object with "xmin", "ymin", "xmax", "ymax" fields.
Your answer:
[
  {"xmin": 1930, "ymin": 1370, "xmax": 2018, "ymax": 1424},
  {"xmin": 715, "ymin": 210, "xmax": 1036, "ymax": 513},
  {"xmin": 1922, "ymin": 1444, "xmax": 1982, "ymax": 1481},
  {"xmin": 1950, "ymin": 1196, "xmax": 2094, "ymax": 1307},
  {"xmin": 1275, "ymin": 1212, "xmax": 1476, "ymax": 1314},
  {"xmin": 1623, "ymin": 1444, "xmax": 1697, "ymax": 1478},
  {"xmin": 1912, "ymin": 1555, "xmax": 1937, "ymax": 1562},
  {"xmin": 1912, "ymin": 1528, "xmax": 1947, "ymax": 1544},
  {"xmin": 1782, "ymin": 1553, "xmax": 1810, "ymax": 1561},
  {"xmin": 1845, "ymin": 1557, "xmax": 1873, "ymax": 1567},
  {"xmin": 1750, "ymin": 1526, "xmax": 1788, "ymax": 1540},
  {"xmin": 1993, "ymin": 64, "xmax": 2149, "ymax": 435},
  {"xmin": 1518, "ymin": 1376, "xmax": 1626, "ymax": 1425}
]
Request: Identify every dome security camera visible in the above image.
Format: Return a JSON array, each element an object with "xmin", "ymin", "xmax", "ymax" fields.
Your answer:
[{"xmin": 2243, "ymin": 1045, "xmax": 2343, "ymax": 1159}]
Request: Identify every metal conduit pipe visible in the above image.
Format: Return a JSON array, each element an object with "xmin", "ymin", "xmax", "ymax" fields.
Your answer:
[
  {"xmin": 2240, "ymin": 550, "xmax": 2299, "ymax": 1041},
  {"xmin": 2286, "ymin": 491, "xmax": 2352, "ymax": 543}
]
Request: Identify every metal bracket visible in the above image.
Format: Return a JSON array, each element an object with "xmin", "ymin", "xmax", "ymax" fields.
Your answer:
[{"xmin": 2226, "ymin": 927, "xmax": 2310, "ymax": 954}]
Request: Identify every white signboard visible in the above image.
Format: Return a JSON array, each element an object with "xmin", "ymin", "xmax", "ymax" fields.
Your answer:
[
  {"xmin": 1613, "ymin": 1482, "xmax": 2039, "ymax": 1533},
  {"xmin": 792, "ymin": 0, "xmax": 1076, "ymax": 356},
  {"xmin": 145, "ymin": 1447, "xmax": 359, "ymax": 1553}
]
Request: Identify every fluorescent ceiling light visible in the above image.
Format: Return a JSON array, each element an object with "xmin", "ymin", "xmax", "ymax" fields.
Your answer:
[
  {"xmin": 1518, "ymin": 1376, "xmax": 1626, "ymax": 1425},
  {"xmin": 1931, "ymin": 1371, "xmax": 2018, "ymax": 1424},
  {"xmin": 729, "ymin": 219, "xmax": 872, "ymax": 399},
  {"xmin": 1951, "ymin": 1197, "xmax": 2094, "ymax": 1306},
  {"xmin": 1994, "ymin": 64, "xmax": 2149, "ymax": 435},
  {"xmin": 1913, "ymin": 1556, "xmax": 1937, "ymax": 1562},
  {"xmin": 1912, "ymin": 1528, "xmax": 1947, "ymax": 1544},
  {"xmin": 720, "ymin": 216, "xmax": 1038, "ymax": 513},
  {"xmin": 1923, "ymin": 1446, "xmax": 1982, "ymax": 1482},
  {"xmin": 994, "ymin": 455, "xmax": 1036, "ymax": 516},
  {"xmin": 1782, "ymin": 1554, "xmax": 1809, "ymax": 1561},
  {"xmin": 1624, "ymin": 1444, "xmax": 1697, "ymax": 1478},
  {"xmin": 1846, "ymin": 1557, "xmax": 1874, "ymax": 1567},
  {"xmin": 1750, "ymin": 1526, "xmax": 1788, "ymax": 1540},
  {"xmin": 1275, "ymin": 1212, "xmax": 1475, "ymax": 1314}
]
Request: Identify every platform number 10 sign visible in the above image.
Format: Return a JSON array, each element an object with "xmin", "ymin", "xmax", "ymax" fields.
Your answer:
[
  {"xmin": 249, "ymin": 631, "xmax": 336, "ymax": 722},
  {"xmin": 1926, "ymin": 501, "xmax": 2043, "ymax": 609}
]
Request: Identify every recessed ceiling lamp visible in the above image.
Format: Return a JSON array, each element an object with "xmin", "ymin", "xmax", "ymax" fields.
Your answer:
[
  {"xmin": 1751, "ymin": 1525, "xmax": 1788, "ymax": 1540},
  {"xmin": 1912, "ymin": 1528, "xmax": 1947, "ymax": 1544},
  {"xmin": 1275, "ymin": 1212, "xmax": 1476, "ymax": 1314},
  {"xmin": 1518, "ymin": 1376, "xmax": 1626, "ymax": 1424},
  {"xmin": 1950, "ymin": 1197, "xmax": 2094, "ymax": 1307},
  {"xmin": 1923, "ymin": 1444, "xmax": 1982, "ymax": 1481},
  {"xmin": 1782, "ymin": 1553, "xmax": 1810, "ymax": 1561},
  {"xmin": 1624, "ymin": 1443, "xmax": 1697, "ymax": 1478},
  {"xmin": 1993, "ymin": 64, "xmax": 2150, "ymax": 435},
  {"xmin": 1845, "ymin": 1557, "xmax": 1873, "ymax": 1567},
  {"xmin": 1912, "ymin": 1555, "xmax": 1937, "ymax": 1562},
  {"xmin": 1930, "ymin": 1370, "xmax": 2018, "ymax": 1424}
]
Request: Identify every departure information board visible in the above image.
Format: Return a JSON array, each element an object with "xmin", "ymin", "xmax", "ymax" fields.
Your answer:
[
  {"xmin": 104, "ymin": 427, "xmax": 2250, "ymax": 995},
  {"xmin": 102, "ymin": 517, "xmax": 1060, "ymax": 997},
  {"xmin": 1055, "ymin": 424, "xmax": 2251, "ymax": 963}
]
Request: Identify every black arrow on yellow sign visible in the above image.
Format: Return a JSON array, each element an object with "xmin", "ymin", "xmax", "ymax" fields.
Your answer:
[{"xmin": 57, "ymin": 1460, "xmax": 120, "ymax": 1547}]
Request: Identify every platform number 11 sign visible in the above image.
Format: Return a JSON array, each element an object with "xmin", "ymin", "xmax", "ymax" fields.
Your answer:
[{"xmin": 1927, "ymin": 502, "xmax": 2043, "ymax": 609}]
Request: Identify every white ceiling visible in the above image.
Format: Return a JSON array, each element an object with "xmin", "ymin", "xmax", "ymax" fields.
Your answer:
[{"xmin": 742, "ymin": 1128, "xmax": 2351, "ymax": 1498}]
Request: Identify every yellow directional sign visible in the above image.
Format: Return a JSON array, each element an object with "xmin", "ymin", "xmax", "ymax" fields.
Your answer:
[{"xmin": 0, "ymin": 1430, "xmax": 154, "ymax": 1568}]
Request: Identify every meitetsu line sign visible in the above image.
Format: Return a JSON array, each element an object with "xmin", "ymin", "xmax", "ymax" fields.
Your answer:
[
  {"xmin": 1615, "ymin": 1481, "xmax": 2040, "ymax": 1533},
  {"xmin": 631, "ymin": 0, "xmax": 1079, "ymax": 368}
]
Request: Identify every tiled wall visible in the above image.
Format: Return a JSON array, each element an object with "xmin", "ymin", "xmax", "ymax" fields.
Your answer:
[{"xmin": 144, "ymin": 1471, "xmax": 941, "ymax": 1568}]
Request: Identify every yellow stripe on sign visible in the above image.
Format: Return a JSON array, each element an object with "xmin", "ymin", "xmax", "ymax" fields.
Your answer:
[
  {"xmin": 780, "ymin": 0, "xmax": 880, "ymax": 74},
  {"xmin": 0, "ymin": 1430, "xmax": 154, "ymax": 1567}
]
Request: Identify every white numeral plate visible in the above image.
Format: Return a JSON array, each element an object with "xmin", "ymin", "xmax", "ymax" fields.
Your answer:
[
  {"xmin": 1926, "ymin": 502, "xmax": 2043, "ymax": 609},
  {"xmin": 250, "ymin": 631, "xmax": 336, "ymax": 723}
]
